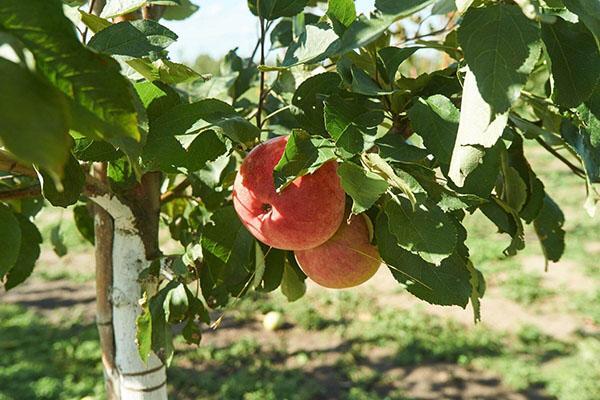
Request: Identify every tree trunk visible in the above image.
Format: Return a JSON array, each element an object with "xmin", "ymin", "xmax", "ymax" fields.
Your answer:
[{"xmin": 92, "ymin": 172, "xmax": 167, "ymax": 399}]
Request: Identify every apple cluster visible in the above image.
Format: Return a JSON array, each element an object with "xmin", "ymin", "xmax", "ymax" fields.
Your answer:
[{"xmin": 233, "ymin": 136, "xmax": 381, "ymax": 289}]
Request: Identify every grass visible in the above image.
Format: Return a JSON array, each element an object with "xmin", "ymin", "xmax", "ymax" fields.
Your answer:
[
  {"xmin": 0, "ymin": 304, "xmax": 103, "ymax": 400},
  {"xmin": 1, "ymin": 285, "xmax": 599, "ymax": 400},
  {"xmin": 500, "ymin": 272, "xmax": 556, "ymax": 305}
]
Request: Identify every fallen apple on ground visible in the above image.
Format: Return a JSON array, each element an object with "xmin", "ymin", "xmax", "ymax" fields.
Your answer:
[
  {"xmin": 233, "ymin": 135, "xmax": 345, "ymax": 250},
  {"xmin": 262, "ymin": 311, "xmax": 284, "ymax": 331},
  {"xmin": 294, "ymin": 214, "xmax": 381, "ymax": 289}
]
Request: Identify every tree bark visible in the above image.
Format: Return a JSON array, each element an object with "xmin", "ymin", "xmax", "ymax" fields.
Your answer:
[
  {"xmin": 94, "ymin": 164, "xmax": 119, "ymax": 399},
  {"xmin": 91, "ymin": 171, "xmax": 167, "ymax": 400}
]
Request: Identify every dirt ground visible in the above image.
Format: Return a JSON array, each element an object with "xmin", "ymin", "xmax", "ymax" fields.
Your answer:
[{"xmin": 2, "ymin": 242, "xmax": 596, "ymax": 399}]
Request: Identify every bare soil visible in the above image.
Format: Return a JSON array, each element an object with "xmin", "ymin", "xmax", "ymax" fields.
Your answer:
[{"xmin": 4, "ymin": 245, "xmax": 596, "ymax": 399}]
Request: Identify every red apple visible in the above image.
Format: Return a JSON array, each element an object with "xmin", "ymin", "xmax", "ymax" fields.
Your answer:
[
  {"xmin": 233, "ymin": 136, "xmax": 345, "ymax": 250},
  {"xmin": 294, "ymin": 214, "xmax": 381, "ymax": 289}
]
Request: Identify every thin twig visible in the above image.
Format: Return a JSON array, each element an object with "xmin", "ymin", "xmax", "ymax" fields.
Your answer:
[
  {"xmin": 160, "ymin": 178, "xmax": 192, "ymax": 203},
  {"xmin": 82, "ymin": 0, "xmax": 98, "ymax": 43},
  {"xmin": 262, "ymin": 105, "xmax": 292, "ymax": 123},
  {"xmin": 397, "ymin": 12, "xmax": 457, "ymax": 44},
  {"xmin": 0, "ymin": 185, "xmax": 41, "ymax": 201},
  {"xmin": 0, "ymin": 151, "xmax": 37, "ymax": 177},
  {"xmin": 535, "ymin": 137, "xmax": 586, "ymax": 178},
  {"xmin": 256, "ymin": 16, "xmax": 267, "ymax": 129},
  {"xmin": 248, "ymin": 20, "xmax": 272, "ymax": 68}
]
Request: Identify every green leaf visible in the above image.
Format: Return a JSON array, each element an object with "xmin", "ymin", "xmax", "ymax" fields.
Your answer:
[
  {"xmin": 467, "ymin": 260, "xmax": 485, "ymax": 323},
  {"xmin": 385, "ymin": 195, "xmax": 457, "ymax": 265},
  {"xmin": 332, "ymin": 0, "xmax": 435, "ymax": 57},
  {"xmin": 480, "ymin": 198, "xmax": 525, "ymax": 256},
  {"xmin": 182, "ymin": 318, "xmax": 202, "ymax": 345},
  {"xmin": 542, "ymin": 18, "xmax": 600, "ymax": 108},
  {"xmin": 107, "ymin": 158, "xmax": 137, "ymax": 191},
  {"xmin": 142, "ymin": 280, "xmax": 178, "ymax": 363},
  {"xmin": 144, "ymin": 99, "xmax": 255, "ymax": 171},
  {"xmin": 162, "ymin": 0, "xmax": 199, "ymax": 20},
  {"xmin": 457, "ymin": 4, "xmax": 542, "ymax": 114},
  {"xmin": 324, "ymin": 91, "xmax": 383, "ymax": 156},
  {"xmin": 200, "ymin": 207, "xmax": 256, "ymax": 303},
  {"xmin": 164, "ymin": 283, "xmax": 189, "ymax": 323},
  {"xmin": 375, "ymin": 211, "xmax": 471, "ymax": 307},
  {"xmin": 0, "ymin": 206, "xmax": 21, "ymax": 278},
  {"xmin": 507, "ymin": 139, "xmax": 545, "ymax": 222},
  {"xmin": 377, "ymin": 46, "xmax": 419, "ymax": 84},
  {"xmin": 270, "ymin": 19, "xmax": 294, "ymax": 49},
  {"xmin": 136, "ymin": 305, "xmax": 153, "ymax": 362},
  {"xmin": 252, "ymin": 242, "xmax": 266, "ymax": 290},
  {"xmin": 282, "ymin": 24, "xmax": 339, "ymax": 67},
  {"xmin": 73, "ymin": 137, "xmax": 122, "ymax": 162},
  {"xmin": 256, "ymin": 247, "xmax": 286, "ymax": 293},
  {"xmin": 562, "ymin": 0, "xmax": 600, "ymax": 49},
  {"xmin": 273, "ymin": 130, "xmax": 337, "ymax": 191},
  {"xmin": 500, "ymin": 164, "xmax": 528, "ymax": 214},
  {"xmin": 376, "ymin": 134, "xmax": 431, "ymax": 165},
  {"xmin": 337, "ymin": 161, "xmax": 389, "ymax": 215},
  {"xmin": 281, "ymin": 260, "xmax": 306, "ymax": 302},
  {"xmin": 533, "ymin": 194, "xmax": 565, "ymax": 266},
  {"xmin": 134, "ymin": 80, "xmax": 181, "ymax": 120},
  {"xmin": 50, "ymin": 223, "xmax": 68, "ymax": 258},
  {"xmin": 408, "ymin": 95, "xmax": 459, "ymax": 171},
  {"xmin": 0, "ymin": 59, "xmax": 71, "ymax": 178},
  {"xmin": 561, "ymin": 90, "xmax": 600, "ymax": 214},
  {"xmin": 350, "ymin": 66, "xmax": 396, "ymax": 96},
  {"xmin": 127, "ymin": 58, "xmax": 206, "ymax": 85},
  {"xmin": 101, "ymin": 0, "xmax": 145, "ymax": 17},
  {"xmin": 88, "ymin": 20, "xmax": 177, "ymax": 58},
  {"xmin": 362, "ymin": 153, "xmax": 417, "ymax": 206},
  {"xmin": 561, "ymin": 94, "xmax": 600, "ymax": 184},
  {"xmin": 4, "ymin": 215, "xmax": 42, "ymax": 290},
  {"xmin": 79, "ymin": 11, "xmax": 112, "ymax": 33},
  {"xmin": 157, "ymin": 99, "xmax": 257, "ymax": 145},
  {"xmin": 37, "ymin": 154, "xmax": 85, "ymax": 208},
  {"xmin": 448, "ymin": 69, "xmax": 508, "ymax": 187},
  {"xmin": 185, "ymin": 286, "xmax": 210, "ymax": 325},
  {"xmin": 407, "ymin": 94, "xmax": 501, "ymax": 197},
  {"xmin": 248, "ymin": 0, "xmax": 309, "ymax": 20},
  {"xmin": 327, "ymin": 0, "xmax": 356, "ymax": 34},
  {"xmin": 73, "ymin": 204, "xmax": 95, "ymax": 245},
  {"xmin": 292, "ymin": 72, "xmax": 341, "ymax": 135},
  {"xmin": 0, "ymin": 0, "xmax": 143, "ymax": 158}
]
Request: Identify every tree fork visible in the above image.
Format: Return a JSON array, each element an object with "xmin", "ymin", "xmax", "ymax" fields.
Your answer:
[{"xmin": 90, "ymin": 172, "xmax": 167, "ymax": 399}]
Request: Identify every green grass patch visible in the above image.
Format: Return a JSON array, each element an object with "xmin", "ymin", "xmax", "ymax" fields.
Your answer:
[
  {"xmin": 501, "ymin": 272, "xmax": 556, "ymax": 305},
  {"xmin": 0, "ymin": 304, "xmax": 103, "ymax": 400}
]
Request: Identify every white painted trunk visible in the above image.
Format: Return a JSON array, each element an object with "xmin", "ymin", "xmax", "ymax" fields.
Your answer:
[{"xmin": 92, "ymin": 194, "xmax": 167, "ymax": 400}]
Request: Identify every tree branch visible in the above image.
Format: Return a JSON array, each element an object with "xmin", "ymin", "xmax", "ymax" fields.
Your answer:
[
  {"xmin": 0, "ymin": 185, "xmax": 41, "ymax": 201},
  {"xmin": 535, "ymin": 137, "xmax": 587, "ymax": 179},
  {"xmin": 92, "ymin": 162, "xmax": 119, "ymax": 400},
  {"xmin": 256, "ymin": 16, "xmax": 266, "ymax": 129},
  {"xmin": 0, "ymin": 150, "xmax": 37, "ymax": 177},
  {"xmin": 0, "ymin": 150, "xmax": 109, "ymax": 198},
  {"xmin": 160, "ymin": 178, "xmax": 192, "ymax": 203}
]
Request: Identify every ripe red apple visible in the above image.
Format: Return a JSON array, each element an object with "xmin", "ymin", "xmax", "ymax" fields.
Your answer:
[
  {"xmin": 294, "ymin": 214, "xmax": 381, "ymax": 289},
  {"xmin": 233, "ymin": 135, "xmax": 345, "ymax": 250}
]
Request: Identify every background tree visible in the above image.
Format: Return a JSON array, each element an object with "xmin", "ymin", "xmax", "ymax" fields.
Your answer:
[{"xmin": 0, "ymin": 0, "xmax": 598, "ymax": 399}]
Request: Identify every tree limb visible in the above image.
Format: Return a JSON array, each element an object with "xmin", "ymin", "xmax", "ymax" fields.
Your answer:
[
  {"xmin": 0, "ymin": 150, "xmax": 37, "ymax": 177},
  {"xmin": 0, "ymin": 185, "xmax": 41, "ymax": 201},
  {"xmin": 160, "ymin": 178, "xmax": 191, "ymax": 203},
  {"xmin": 256, "ymin": 16, "xmax": 266, "ymax": 129},
  {"xmin": 0, "ymin": 150, "xmax": 109, "ymax": 198},
  {"xmin": 535, "ymin": 137, "xmax": 587, "ymax": 179}
]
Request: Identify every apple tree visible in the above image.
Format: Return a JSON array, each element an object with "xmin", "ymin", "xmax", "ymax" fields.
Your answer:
[{"xmin": 0, "ymin": 0, "xmax": 598, "ymax": 398}]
